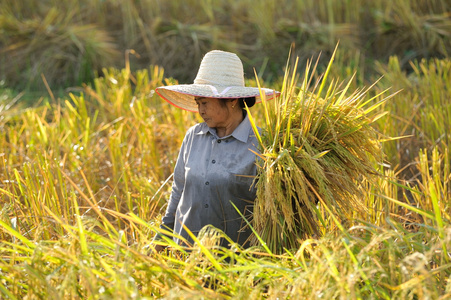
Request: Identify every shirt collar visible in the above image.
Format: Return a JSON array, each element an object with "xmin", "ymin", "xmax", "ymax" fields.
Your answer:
[{"xmin": 197, "ymin": 112, "xmax": 252, "ymax": 143}]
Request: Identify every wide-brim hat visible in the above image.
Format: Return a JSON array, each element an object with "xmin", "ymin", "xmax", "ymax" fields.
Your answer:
[{"xmin": 155, "ymin": 50, "xmax": 279, "ymax": 112}]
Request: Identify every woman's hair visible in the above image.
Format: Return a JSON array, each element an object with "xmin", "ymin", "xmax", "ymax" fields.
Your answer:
[{"xmin": 239, "ymin": 97, "xmax": 256, "ymax": 108}]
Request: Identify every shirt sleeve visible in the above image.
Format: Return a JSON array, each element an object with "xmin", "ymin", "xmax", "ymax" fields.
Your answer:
[{"xmin": 154, "ymin": 130, "xmax": 189, "ymax": 240}]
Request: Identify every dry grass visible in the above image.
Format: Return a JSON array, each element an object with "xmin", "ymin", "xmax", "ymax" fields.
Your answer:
[{"xmin": 1, "ymin": 0, "xmax": 450, "ymax": 89}]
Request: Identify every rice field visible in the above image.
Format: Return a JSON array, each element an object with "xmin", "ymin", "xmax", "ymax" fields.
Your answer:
[
  {"xmin": 1, "ymin": 0, "xmax": 451, "ymax": 299},
  {"xmin": 1, "ymin": 50, "xmax": 450, "ymax": 298}
]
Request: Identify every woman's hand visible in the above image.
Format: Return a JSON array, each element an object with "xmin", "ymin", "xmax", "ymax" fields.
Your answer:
[
  {"xmin": 144, "ymin": 242, "xmax": 167, "ymax": 255},
  {"xmin": 152, "ymin": 244, "xmax": 167, "ymax": 253}
]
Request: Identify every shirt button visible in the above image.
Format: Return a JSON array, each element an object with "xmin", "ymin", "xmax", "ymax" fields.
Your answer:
[
  {"xmin": 217, "ymin": 140, "xmax": 221, "ymax": 144},
  {"xmin": 205, "ymin": 182, "xmax": 209, "ymax": 185},
  {"xmin": 204, "ymin": 204, "xmax": 209, "ymax": 208},
  {"xmin": 212, "ymin": 160, "xmax": 216, "ymax": 164}
]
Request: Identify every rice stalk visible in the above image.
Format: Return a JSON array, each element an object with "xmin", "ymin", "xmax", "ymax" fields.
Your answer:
[
  {"xmin": 249, "ymin": 46, "xmax": 394, "ymax": 253},
  {"xmin": 0, "ymin": 63, "xmax": 197, "ymax": 243},
  {"xmin": 374, "ymin": 56, "xmax": 451, "ymax": 176}
]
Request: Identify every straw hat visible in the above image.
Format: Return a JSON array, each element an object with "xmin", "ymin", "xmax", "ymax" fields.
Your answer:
[{"xmin": 155, "ymin": 50, "xmax": 279, "ymax": 112}]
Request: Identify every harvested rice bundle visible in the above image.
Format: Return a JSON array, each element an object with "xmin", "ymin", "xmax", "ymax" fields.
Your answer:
[{"xmin": 248, "ymin": 51, "xmax": 392, "ymax": 254}]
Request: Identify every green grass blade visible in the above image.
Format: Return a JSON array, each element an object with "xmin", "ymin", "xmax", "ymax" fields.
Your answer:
[{"xmin": 0, "ymin": 220, "xmax": 35, "ymax": 249}]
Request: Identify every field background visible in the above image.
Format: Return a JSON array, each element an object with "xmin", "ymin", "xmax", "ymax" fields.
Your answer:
[{"xmin": 0, "ymin": 0, "xmax": 450, "ymax": 299}]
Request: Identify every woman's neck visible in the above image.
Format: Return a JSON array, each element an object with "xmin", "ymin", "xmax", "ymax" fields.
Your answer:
[{"xmin": 215, "ymin": 110, "xmax": 244, "ymax": 138}]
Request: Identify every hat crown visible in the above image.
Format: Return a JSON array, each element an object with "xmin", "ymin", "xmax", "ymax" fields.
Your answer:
[{"xmin": 194, "ymin": 50, "xmax": 245, "ymax": 87}]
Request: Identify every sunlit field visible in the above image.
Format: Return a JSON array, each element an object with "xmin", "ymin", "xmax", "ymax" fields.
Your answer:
[{"xmin": 1, "ymin": 0, "xmax": 450, "ymax": 299}]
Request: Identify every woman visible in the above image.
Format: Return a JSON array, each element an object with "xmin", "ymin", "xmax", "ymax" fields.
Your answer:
[{"xmin": 152, "ymin": 50, "xmax": 278, "ymax": 251}]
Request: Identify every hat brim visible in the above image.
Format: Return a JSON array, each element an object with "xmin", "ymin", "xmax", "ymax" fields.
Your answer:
[{"xmin": 156, "ymin": 84, "xmax": 279, "ymax": 112}]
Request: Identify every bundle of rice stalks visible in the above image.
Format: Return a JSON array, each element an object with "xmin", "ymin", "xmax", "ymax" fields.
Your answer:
[
  {"xmin": 0, "ymin": 7, "xmax": 119, "ymax": 89},
  {"xmin": 248, "ymin": 47, "xmax": 395, "ymax": 254}
]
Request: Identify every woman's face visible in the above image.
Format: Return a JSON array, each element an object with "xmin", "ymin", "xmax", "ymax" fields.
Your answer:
[{"xmin": 195, "ymin": 97, "xmax": 232, "ymax": 128}]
